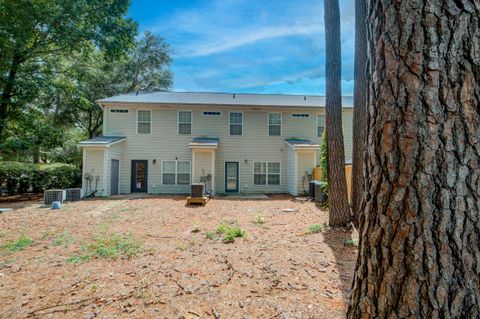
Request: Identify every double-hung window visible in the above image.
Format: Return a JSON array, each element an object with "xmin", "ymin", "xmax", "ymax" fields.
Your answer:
[
  {"xmin": 254, "ymin": 162, "xmax": 280, "ymax": 185},
  {"xmin": 137, "ymin": 110, "xmax": 151, "ymax": 134},
  {"xmin": 178, "ymin": 111, "xmax": 192, "ymax": 135},
  {"xmin": 268, "ymin": 113, "xmax": 282, "ymax": 136},
  {"xmin": 229, "ymin": 112, "xmax": 243, "ymax": 135},
  {"xmin": 162, "ymin": 161, "xmax": 191, "ymax": 185},
  {"xmin": 317, "ymin": 114, "xmax": 325, "ymax": 137}
]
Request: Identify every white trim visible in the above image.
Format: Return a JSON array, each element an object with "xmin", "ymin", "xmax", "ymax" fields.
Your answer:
[
  {"xmin": 177, "ymin": 110, "xmax": 192, "ymax": 135},
  {"xmin": 268, "ymin": 112, "xmax": 282, "ymax": 136},
  {"xmin": 79, "ymin": 138, "xmax": 126, "ymax": 148},
  {"xmin": 294, "ymin": 152, "xmax": 298, "ymax": 196},
  {"xmin": 224, "ymin": 161, "xmax": 240, "ymax": 193},
  {"xmin": 253, "ymin": 161, "xmax": 281, "ymax": 186},
  {"xmin": 192, "ymin": 151, "xmax": 196, "ymax": 183},
  {"xmin": 110, "ymin": 158, "xmax": 121, "ymax": 195},
  {"xmin": 228, "ymin": 112, "xmax": 243, "ymax": 136},
  {"xmin": 212, "ymin": 150, "xmax": 216, "ymax": 195},
  {"xmin": 102, "ymin": 148, "xmax": 107, "ymax": 196},
  {"xmin": 82, "ymin": 148, "xmax": 87, "ymax": 192},
  {"xmin": 136, "ymin": 109, "xmax": 152, "ymax": 134}
]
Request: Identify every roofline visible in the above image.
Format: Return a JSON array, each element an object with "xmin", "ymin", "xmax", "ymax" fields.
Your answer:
[
  {"xmin": 78, "ymin": 137, "xmax": 126, "ymax": 148},
  {"xmin": 95, "ymin": 101, "xmax": 353, "ymax": 109},
  {"xmin": 285, "ymin": 140, "xmax": 320, "ymax": 150}
]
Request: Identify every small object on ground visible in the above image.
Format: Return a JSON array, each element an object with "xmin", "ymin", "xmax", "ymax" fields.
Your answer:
[
  {"xmin": 186, "ymin": 196, "xmax": 209, "ymax": 206},
  {"xmin": 294, "ymin": 197, "xmax": 310, "ymax": 203},
  {"xmin": 51, "ymin": 201, "xmax": 62, "ymax": 209},
  {"xmin": 0, "ymin": 208, "xmax": 13, "ymax": 213},
  {"xmin": 281, "ymin": 208, "xmax": 296, "ymax": 213}
]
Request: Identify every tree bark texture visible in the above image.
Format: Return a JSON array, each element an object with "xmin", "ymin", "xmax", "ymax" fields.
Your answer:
[
  {"xmin": 351, "ymin": 0, "xmax": 368, "ymax": 228},
  {"xmin": 324, "ymin": 0, "xmax": 351, "ymax": 227},
  {"xmin": 347, "ymin": 1, "xmax": 480, "ymax": 318}
]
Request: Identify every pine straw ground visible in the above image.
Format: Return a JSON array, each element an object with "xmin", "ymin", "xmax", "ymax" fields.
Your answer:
[{"xmin": 0, "ymin": 195, "xmax": 357, "ymax": 319}]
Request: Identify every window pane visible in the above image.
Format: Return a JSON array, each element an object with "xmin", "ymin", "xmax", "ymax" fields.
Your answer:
[
  {"xmin": 268, "ymin": 162, "xmax": 280, "ymax": 174},
  {"xmin": 254, "ymin": 162, "xmax": 266, "ymax": 174},
  {"xmin": 318, "ymin": 125, "xmax": 325, "ymax": 137},
  {"xmin": 179, "ymin": 123, "xmax": 191, "ymax": 134},
  {"xmin": 269, "ymin": 125, "xmax": 281, "ymax": 136},
  {"xmin": 138, "ymin": 110, "xmax": 151, "ymax": 122},
  {"xmin": 269, "ymin": 113, "xmax": 281, "ymax": 125},
  {"xmin": 179, "ymin": 111, "xmax": 191, "ymax": 123},
  {"xmin": 177, "ymin": 161, "xmax": 190, "ymax": 173},
  {"xmin": 254, "ymin": 174, "xmax": 266, "ymax": 185},
  {"xmin": 177, "ymin": 173, "xmax": 190, "ymax": 185},
  {"xmin": 163, "ymin": 173, "xmax": 175, "ymax": 185},
  {"xmin": 138, "ymin": 123, "xmax": 151, "ymax": 134},
  {"xmin": 268, "ymin": 174, "xmax": 280, "ymax": 185},
  {"xmin": 230, "ymin": 124, "xmax": 242, "ymax": 135},
  {"xmin": 163, "ymin": 161, "xmax": 175, "ymax": 173},
  {"xmin": 230, "ymin": 112, "xmax": 242, "ymax": 124}
]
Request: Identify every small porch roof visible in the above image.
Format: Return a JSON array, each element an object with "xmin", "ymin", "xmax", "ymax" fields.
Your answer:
[
  {"xmin": 79, "ymin": 136, "xmax": 126, "ymax": 148},
  {"xmin": 189, "ymin": 137, "xmax": 219, "ymax": 149},
  {"xmin": 285, "ymin": 138, "xmax": 319, "ymax": 150}
]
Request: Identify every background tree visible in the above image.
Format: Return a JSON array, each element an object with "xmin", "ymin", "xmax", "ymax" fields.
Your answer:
[
  {"xmin": 324, "ymin": 0, "xmax": 350, "ymax": 227},
  {"xmin": 350, "ymin": 0, "xmax": 367, "ymax": 227},
  {"xmin": 347, "ymin": 1, "xmax": 480, "ymax": 317},
  {"xmin": 0, "ymin": 0, "xmax": 137, "ymax": 140}
]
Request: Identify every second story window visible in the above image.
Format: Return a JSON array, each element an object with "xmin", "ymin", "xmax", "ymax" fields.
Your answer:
[
  {"xmin": 229, "ymin": 112, "xmax": 243, "ymax": 136},
  {"xmin": 268, "ymin": 113, "xmax": 282, "ymax": 136},
  {"xmin": 137, "ymin": 110, "xmax": 151, "ymax": 134},
  {"xmin": 178, "ymin": 111, "xmax": 192, "ymax": 135},
  {"xmin": 317, "ymin": 114, "xmax": 325, "ymax": 137}
]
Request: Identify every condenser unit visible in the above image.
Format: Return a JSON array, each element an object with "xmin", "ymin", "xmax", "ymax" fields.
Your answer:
[{"xmin": 44, "ymin": 189, "xmax": 66, "ymax": 205}]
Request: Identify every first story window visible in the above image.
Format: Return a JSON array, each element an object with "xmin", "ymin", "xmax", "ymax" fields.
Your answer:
[
  {"xmin": 178, "ymin": 111, "xmax": 192, "ymax": 135},
  {"xmin": 317, "ymin": 114, "xmax": 325, "ymax": 137},
  {"xmin": 229, "ymin": 112, "xmax": 243, "ymax": 135},
  {"xmin": 137, "ymin": 110, "xmax": 151, "ymax": 134},
  {"xmin": 254, "ymin": 162, "xmax": 280, "ymax": 185},
  {"xmin": 162, "ymin": 161, "xmax": 191, "ymax": 185}
]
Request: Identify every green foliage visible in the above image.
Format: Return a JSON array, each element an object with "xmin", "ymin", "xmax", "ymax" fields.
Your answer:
[
  {"xmin": 215, "ymin": 221, "xmax": 246, "ymax": 243},
  {"xmin": 344, "ymin": 238, "xmax": 358, "ymax": 247},
  {"xmin": 0, "ymin": 161, "xmax": 81, "ymax": 195},
  {"xmin": 81, "ymin": 232, "xmax": 142, "ymax": 259},
  {"xmin": 252, "ymin": 213, "xmax": 267, "ymax": 226},
  {"xmin": 205, "ymin": 231, "xmax": 216, "ymax": 240},
  {"xmin": 320, "ymin": 130, "xmax": 328, "ymax": 183},
  {"xmin": 1, "ymin": 236, "xmax": 33, "ymax": 253},
  {"xmin": 307, "ymin": 223, "xmax": 326, "ymax": 234},
  {"xmin": 52, "ymin": 232, "xmax": 75, "ymax": 247}
]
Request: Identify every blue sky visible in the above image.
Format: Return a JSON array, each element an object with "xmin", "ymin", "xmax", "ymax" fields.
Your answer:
[{"xmin": 128, "ymin": 0, "xmax": 354, "ymax": 95}]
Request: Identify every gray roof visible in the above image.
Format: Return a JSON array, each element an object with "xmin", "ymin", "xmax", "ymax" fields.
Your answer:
[
  {"xmin": 98, "ymin": 91, "xmax": 353, "ymax": 108},
  {"xmin": 191, "ymin": 137, "xmax": 220, "ymax": 144},
  {"xmin": 285, "ymin": 138, "xmax": 319, "ymax": 149},
  {"xmin": 79, "ymin": 136, "xmax": 126, "ymax": 146}
]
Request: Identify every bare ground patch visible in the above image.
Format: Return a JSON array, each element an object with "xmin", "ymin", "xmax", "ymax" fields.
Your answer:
[{"xmin": 0, "ymin": 195, "xmax": 357, "ymax": 319}]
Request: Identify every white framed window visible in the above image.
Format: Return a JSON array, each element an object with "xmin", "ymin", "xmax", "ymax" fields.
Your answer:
[
  {"xmin": 229, "ymin": 112, "xmax": 243, "ymax": 136},
  {"xmin": 317, "ymin": 114, "xmax": 325, "ymax": 137},
  {"xmin": 137, "ymin": 110, "xmax": 151, "ymax": 134},
  {"xmin": 292, "ymin": 113, "xmax": 310, "ymax": 118},
  {"xmin": 268, "ymin": 113, "xmax": 282, "ymax": 136},
  {"xmin": 203, "ymin": 111, "xmax": 221, "ymax": 116},
  {"xmin": 162, "ymin": 160, "xmax": 191, "ymax": 185},
  {"xmin": 178, "ymin": 110, "xmax": 192, "ymax": 135},
  {"xmin": 253, "ymin": 162, "xmax": 280, "ymax": 185},
  {"xmin": 110, "ymin": 109, "xmax": 129, "ymax": 113}
]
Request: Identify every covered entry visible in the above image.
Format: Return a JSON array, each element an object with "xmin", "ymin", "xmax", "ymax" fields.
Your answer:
[{"xmin": 190, "ymin": 138, "xmax": 218, "ymax": 195}]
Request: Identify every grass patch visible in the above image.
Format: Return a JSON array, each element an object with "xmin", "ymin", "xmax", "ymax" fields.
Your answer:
[
  {"xmin": 205, "ymin": 220, "xmax": 246, "ymax": 243},
  {"xmin": 1, "ymin": 235, "xmax": 33, "ymax": 253},
  {"xmin": 307, "ymin": 223, "xmax": 326, "ymax": 234},
  {"xmin": 252, "ymin": 213, "xmax": 266, "ymax": 226},
  {"xmin": 52, "ymin": 231, "xmax": 75, "ymax": 247}
]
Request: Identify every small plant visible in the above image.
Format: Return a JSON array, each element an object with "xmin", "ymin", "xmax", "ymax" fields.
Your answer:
[
  {"xmin": 252, "ymin": 213, "xmax": 266, "ymax": 226},
  {"xmin": 66, "ymin": 255, "xmax": 90, "ymax": 264},
  {"xmin": 1, "ymin": 235, "xmax": 33, "ymax": 253},
  {"xmin": 205, "ymin": 231, "xmax": 217, "ymax": 240},
  {"xmin": 52, "ymin": 231, "xmax": 75, "ymax": 247},
  {"xmin": 307, "ymin": 223, "xmax": 326, "ymax": 234},
  {"xmin": 344, "ymin": 238, "xmax": 358, "ymax": 247},
  {"xmin": 216, "ymin": 221, "xmax": 246, "ymax": 243}
]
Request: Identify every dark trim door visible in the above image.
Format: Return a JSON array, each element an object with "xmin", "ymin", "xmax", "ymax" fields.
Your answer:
[
  {"xmin": 111, "ymin": 159, "xmax": 119, "ymax": 195},
  {"xmin": 225, "ymin": 162, "xmax": 239, "ymax": 193},
  {"xmin": 131, "ymin": 160, "xmax": 148, "ymax": 193}
]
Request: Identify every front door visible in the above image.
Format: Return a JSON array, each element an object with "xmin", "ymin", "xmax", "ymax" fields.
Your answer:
[
  {"xmin": 131, "ymin": 160, "xmax": 148, "ymax": 192},
  {"xmin": 225, "ymin": 162, "xmax": 239, "ymax": 193},
  {"xmin": 111, "ymin": 159, "xmax": 119, "ymax": 195}
]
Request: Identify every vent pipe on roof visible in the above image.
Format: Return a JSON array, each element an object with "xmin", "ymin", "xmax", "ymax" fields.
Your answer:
[
  {"xmin": 232, "ymin": 93, "xmax": 236, "ymax": 98},
  {"xmin": 304, "ymin": 96, "xmax": 307, "ymax": 100},
  {"xmin": 136, "ymin": 91, "xmax": 139, "ymax": 96}
]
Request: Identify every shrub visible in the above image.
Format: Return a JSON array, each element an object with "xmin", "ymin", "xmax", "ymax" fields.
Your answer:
[
  {"xmin": 0, "ymin": 161, "xmax": 81, "ymax": 195},
  {"xmin": 215, "ymin": 221, "xmax": 246, "ymax": 243}
]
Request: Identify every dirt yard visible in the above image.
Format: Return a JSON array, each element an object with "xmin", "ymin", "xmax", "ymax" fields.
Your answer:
[{"xmin": 0, "ymin": 195, "xmax": 357, "ymax": 319}]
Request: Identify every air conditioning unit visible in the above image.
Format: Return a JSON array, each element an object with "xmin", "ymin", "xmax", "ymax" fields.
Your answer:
[
  {"xmin": 191, "ymin": 183, "xmax": 205, "ymax": 198},
  {"xmin": 66, "ymin": 188, "xmax": 83, "ymax": 201},
  {"xmin": 44, "ymin": 189, "xmax": 66, "ymax": 205}
]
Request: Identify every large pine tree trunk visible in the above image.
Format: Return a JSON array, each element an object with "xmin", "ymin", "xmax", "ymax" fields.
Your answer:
[
  {"xmin": 350, "ymin": 0, "xmax": 367, "ymax": 227},
  {"xmin": 347, "ymin": 1, "xmax": 480, "ymax": 317},
  {"xmin": 324, "ymin": 0, "xmax": 350, "ymax": 226}
]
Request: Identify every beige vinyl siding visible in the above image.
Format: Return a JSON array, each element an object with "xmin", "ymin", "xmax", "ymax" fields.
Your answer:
[
  {"xmin": 297, "ymin": 151, "xmax": 316, "ymax": 196},
  {"xmin": 287, "ymin": 147, "xmax": 297, "ymax": 195},
  {"xmin": 83, "ymin": 149, "xmax": 105, "ymax": 196},
  {"xmin": 102, "ymin": 104, "xmax": 352, "ymax": 194}
]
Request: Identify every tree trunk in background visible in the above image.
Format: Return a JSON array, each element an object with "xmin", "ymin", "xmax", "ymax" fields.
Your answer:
[
  {"xmin": 350, "ymin": 0, "xmax": 367, "ymax": 228},
  {"xmin": 347, "ymin": 1, "xmax": 480, "ymax": 317},
  {"xmin": 33, "ymin": 146, "xmax": 41, "ymax": 164},
  {"xmin": 0, "ymin": 53, "xmax": 21, "ymax": 141},
  {"xmin": 324, "ymin": 0, "xmax": 350, "ymax": 227}
]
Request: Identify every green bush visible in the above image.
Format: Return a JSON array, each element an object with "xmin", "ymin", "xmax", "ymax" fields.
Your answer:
[
  {"xmin": 0, "ymin": 161, "xmax": 81, "ymax": 195},
  {"xmin": 319, "ymin": 130, "xmax": 328, "ymax": 183}
]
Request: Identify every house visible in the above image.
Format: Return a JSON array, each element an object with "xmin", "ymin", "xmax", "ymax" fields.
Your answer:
[{"xmin": 79, "ymin": 91, "xmax": 353, "ymax": 196}]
